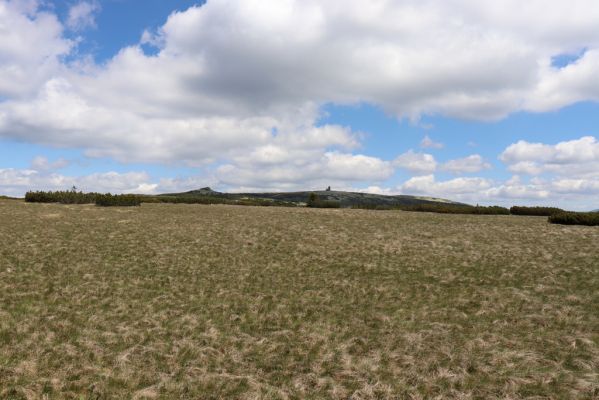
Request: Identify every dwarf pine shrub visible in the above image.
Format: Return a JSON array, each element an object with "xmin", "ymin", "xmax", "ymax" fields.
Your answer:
[
  {"xmin": 95, "ymin": 194, "xmax": 141, "ymax": 207},
  {"xmin": 548, "ymin": 212, "xmax": 599, "ymax": 226},
  {"xmin": 510, "ymin": 206, "xmax": 564, "ymax": 216},
  {"xmin": 25, "ymin": 190, "xmax": 98, "ymax": 204},
  {"xmin": 399, "ymin": 203, "xmax": 509, "ymax": 215}
]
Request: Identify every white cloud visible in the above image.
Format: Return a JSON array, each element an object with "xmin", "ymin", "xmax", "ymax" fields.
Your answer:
[
  {"xmin": 420, "ymin": 135, "xmax": 444, "ymax": 149},
  {"xmin": 0, "ymin": 168, "xmax": 158, "ymax": 196},
  {"xmin": 500, "ymin": 136, "xmax": 599, "ymax": 177},
  {"xmin": 550, "ymin": 178, "xmax": 599, "ymax": 194},
  {"xmin": 485, "ymin": 182, "xmax": 550, "ymax": 200},
  {"xmin": 397, "ymin": 173, "xmax": 599, "ymax": 210},
  {"xmin": 1, "ymin": 1, "xmax": 599, "ymax": 197},
  {"xmin": 0, "ymin": 1, "xmax": 71, "ymax": 98},
  {"xmin": 393, "ymin": 150, "xmax": 437, "ymax": 175},
  {"xmin": 484, "ymin": 175, "xmax": 599, "ymax": 208},
  {"xmin": 66, "ymin": 1, "xmax": 100, "ymax": 31},
  {"xmin": 3, "ymin": 1, "xmax": 599, "ymax": 140},
  {"xmin": 216, "ymin": 151, "xmax": 393, "ymax": 191},
  {"xmin": 31, "ymin": 156, "xmax": 69, "ymax": 171},
  {"xmin": 400, "ymin": 175, "xmax": 492, "ymax": 197},
  {"xmin": 3, "ymin": 165, "xmax": 599, "ymax": 210},
  {"xmin": 525, "ymin": 50, "xmax": 599, "ymax": 112},
  {"xmin": 442, "ymin": 154, "xmax": 491, "ymax": 174},
  {"xmin": 355, "ymin": 186, "xmax": 396, "ymax": 196}
]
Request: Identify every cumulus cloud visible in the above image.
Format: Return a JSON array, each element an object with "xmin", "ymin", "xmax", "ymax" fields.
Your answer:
[
  {"xmin": 1, "ymin": 1, "xmax": 599, "ymax": 200},
  {"xmin": 400, "ymin": 175, "xmax": 492, "ymax": 197},
  {"xmin": 500, "ymin": 136, "xmax": 599, "ymax": 177},
  {"xmin": 66, "ymin": 1, "xmax": 100, "ymax": 31},
  {"xmin": 394, "ymin": 173, "xmax": 599, "ymax": 209},
  {"xmin": 484, "ymin": 179, "xmax": 551, "ymax": 200},
  {"xmin": 393, "ymin": 150, "xmax": 437, "ymax": 175},
  {"xmin": 355, "ymin": 186, "xmax": 396, "ymax": 196},
  {"xmin": 391, "ymin": 134, "xmax": 599, "ymax": 208},
  {"xmin": 0, "ymin": 168, "xmax": 158, "ymax": 196},
  {"xmin": 217, "ymin": 152, "xmax": 393, "ymax": 191},
  {"xmin": 420, "ymin": 135, "xmax": 444, "ymax": 149},
  {"xmin": 3, "ymin": 163, "xmax": 598, "ymax": 210},
  {"xmin": 0, "ymin": 1, "xmax": 71, "ymax": 98},
  {"xmin": 441, "ymin": 154, "xmax": 491, "ymax": 174},
  {"xmin": 31, "ymin": 156, "xmax": 70, "ymax": 171},
  {"xmin": 525, "ymin": 50, "xmax": 599, "ymax": 112}
]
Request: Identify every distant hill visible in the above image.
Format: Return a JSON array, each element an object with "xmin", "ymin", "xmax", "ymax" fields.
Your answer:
[{"xmin": 162, "ymin": 187, "xmax": 462, "ymax": 208}]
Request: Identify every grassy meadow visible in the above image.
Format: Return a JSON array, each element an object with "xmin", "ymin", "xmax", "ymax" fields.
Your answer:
[{"xmin": 0, "ymin": 199, "xmax": 598, "ymax": 399}]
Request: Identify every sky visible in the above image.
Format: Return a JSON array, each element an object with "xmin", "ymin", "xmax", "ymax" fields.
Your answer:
[{"xmin": 1, "ymin": 0, "xmax": 599, "ymax": 210}]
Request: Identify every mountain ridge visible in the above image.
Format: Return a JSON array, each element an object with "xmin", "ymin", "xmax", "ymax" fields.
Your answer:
[{"xmin": 162, "ymin": 187, "xmax": 464, "ymax": 207}]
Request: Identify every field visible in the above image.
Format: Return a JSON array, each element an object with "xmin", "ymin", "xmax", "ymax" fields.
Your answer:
[{"xmin": 1, "ymin": 200, "xmax": 598, "ymax": 399}]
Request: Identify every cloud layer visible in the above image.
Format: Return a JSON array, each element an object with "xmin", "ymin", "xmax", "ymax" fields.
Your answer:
[
  {"xmin": 500, "ymin": 136, "xmax": 599, "ymax": 177},
  {"xmin": 0, "ymin": 1, "xmax": 599, "ymax": 208},
  {"xmin": 3, "ymin": 132, "xmax": 599, "ymax": 210}
]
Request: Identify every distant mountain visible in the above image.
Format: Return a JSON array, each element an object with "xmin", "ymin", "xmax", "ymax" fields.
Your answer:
[
  {"xmin": 162, "ymin": 187, "xmax": 462, "ymax": 207},
  {"xmin": 181, "ymin": 187, "xmax": 220, "ymax": 196}
]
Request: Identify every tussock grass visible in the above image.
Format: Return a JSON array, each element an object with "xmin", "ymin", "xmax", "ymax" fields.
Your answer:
[{"xmin": 1, "ymin": 200, "xmax": 598, "ymax": 399}]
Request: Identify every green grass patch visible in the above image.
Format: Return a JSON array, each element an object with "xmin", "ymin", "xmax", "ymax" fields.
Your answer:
[{"xmin": 0, "ymin": 202, "xmax": 597, "ymax": 398}]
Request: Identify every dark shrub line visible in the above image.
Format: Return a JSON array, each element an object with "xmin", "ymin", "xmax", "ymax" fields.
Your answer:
[
  {"xmin": 510, "ymin": 206, "xmax": 564, "ymax": 216},
  {"xmin": 548, "ymin": 212, "xmax": 599, "ymax": 226},
  {"xmin": 398, "ymin": 203, "xmax": 510, "ymax": 215},
  {"xmin": 352, "ymin": 203, "xmax": 510, "ymax": 215},
  {"xmin": 24, "ymin": 190, "xmax": 595, "ymax": 226},
  {"xmin": 24, "ymin": 190, "xmax": 297, "ymax": 208},
  {"xmin": 25, "ymin": 190, "xmax": 99, "ymax": 204},
  {"xmin": 25, "ymin": 190, "xmax": 140, "ymax": 207},
  {"xmin": 95, "ymin": 194, "xmax": 141, "ymax": 207},
  {"xmin": 353, "ymin": 204, "xmax": 595, "ymax": 225}
]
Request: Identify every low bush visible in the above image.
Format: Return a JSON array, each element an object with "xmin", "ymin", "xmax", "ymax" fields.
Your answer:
[
  {"xmin": 510, "ymin": 206, "xmax": 564, "ymax": 216},
  {"xmin": 548, "ymin": 212, "xmax": 599, "ymax": 226},
  {"xmin": 399, "ymin": 203, "xmax": 510, "ymax": 215},
  {"xmin": 25, "ymin": 190, "xmax": 98, "ymax": 204},
  {"xmin": 351, "ymin": 203, "xmax": 510, "ymax": 214},
  {"xmin": 95, "ymin": 194, "xmax": 141, "ymax": 207},
  {"xmin": 23, "ymin": 190, "xmax": 298, "ymax": 208}
]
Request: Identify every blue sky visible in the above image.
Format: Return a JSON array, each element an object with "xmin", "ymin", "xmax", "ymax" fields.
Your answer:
[
  {"xmin": 1, "ymin": 0, "xmax": 599, "ymax": 209},
  {"xmin": 47, "ymin": 0, "xmax": 203, "ymax": 61}
]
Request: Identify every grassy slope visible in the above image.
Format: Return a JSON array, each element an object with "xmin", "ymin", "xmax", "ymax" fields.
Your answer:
[{"xmin": 1, "ymin": 200, "xmax": 598, "ymax": 399}]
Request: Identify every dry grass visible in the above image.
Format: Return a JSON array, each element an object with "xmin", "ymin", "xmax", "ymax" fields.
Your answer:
[{"xmin": 0, "ymin": 199, "xmax": 598, "ymax": 399}]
